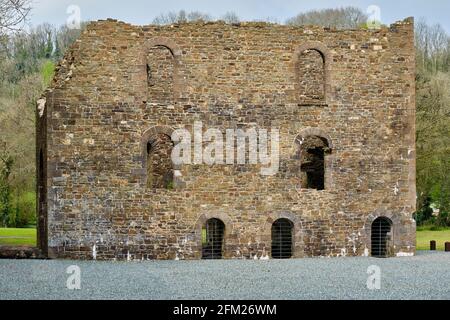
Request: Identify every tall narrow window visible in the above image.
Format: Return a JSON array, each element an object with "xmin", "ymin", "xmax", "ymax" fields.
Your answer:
[
  {"xmin": 37, "ymin": 148, "xmax": 47, "ymax": 252},
  {"xmin": 202, "ymin": 218, "xmax": 225, "ymax": 259},
  {"xmin": 38, "ymin": 150, "xmax": 45, "ymax": 206},
  {"xmin": 147, "ymin": 45, "xmax": 175, "ymax": 103},
  {"xmin": 297, "ymin": 49, "xmax": 325, "ymax": 103},
  {"xmin": 371, "ymin": 217, "xmax": 393, "ymax": 258},
  {"xmin": 146, "ymin": 133, "xmax": 174, "ymax": 189},
  {"xmin": 299, "ymin": 136, "xmax": 330, "ymax": 190},
  {"xmin": 271, "ymin": 219, "xmax": 293, "ymax": 259}
]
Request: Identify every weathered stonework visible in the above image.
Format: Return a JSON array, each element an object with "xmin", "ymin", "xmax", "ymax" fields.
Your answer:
[{"xmin": 37, "ymin": 17, "xmax": 417, "ymax": 260}]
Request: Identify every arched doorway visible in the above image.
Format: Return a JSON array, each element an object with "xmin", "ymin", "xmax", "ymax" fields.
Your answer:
[
  {"xmin": 271, "ymin": 218, "xmax": 294, "ymax": 259},
  {"xmin": 202, "ymin": 218, "xmax": 225, "ymax": 259},
  {"xmin": 371, "ymin": 217, "xmax": 393, "ymax": 258}
]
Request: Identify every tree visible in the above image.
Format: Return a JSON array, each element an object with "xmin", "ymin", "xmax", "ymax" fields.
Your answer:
[
  {"xmin": 415, "ymin": 20, "xmax": 450, "ymax": 224},
  {"xmin": 222, "ymin": 12, "xmax": 240, "ymax": 24},
  {"xmin": 0, "ymin": 0, "xmax": 32, "ymax": 34},
  {"xmin": 0, "ymin": 147, "xmax": 14, "ymax": 227},
  {"xmin": 152, "ymin": 10, "xmax": 212, "ymax": 25},
  {"xmin": 54, "ymin": 24, "xmax": 84, "ymax": 60},
  {"xmin": 0, "ymin": 22, "xmax": 82, "ymax": 227},
  {"xmin": 286, "ymin": 7, "xmax": 367, "ymax": 29},
  {"xmin": 415, "ymin": 18, "xmax": 449, "ymax": 73}
]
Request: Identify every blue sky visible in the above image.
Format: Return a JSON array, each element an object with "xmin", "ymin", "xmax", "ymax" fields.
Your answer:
[{"xmin": 29, "ymin": 0, "xmax": 450, "ymax": 32}]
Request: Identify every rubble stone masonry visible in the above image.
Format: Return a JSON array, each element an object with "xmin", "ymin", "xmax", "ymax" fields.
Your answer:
[{"xmin": 36, "ymin": 17, "xmax": 416, "ymax": 260}]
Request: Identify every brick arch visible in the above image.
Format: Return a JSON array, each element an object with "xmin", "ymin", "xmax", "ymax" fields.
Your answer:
[
  {"xmin": 292, "ymin": 128, "xmax": 334, "ymax": 191},
  {"xmin": 193, "ymin": 212, "xmax": 234, "ymax": 259},
  {"xmin": 141, "ymin": 125, "xmax": 175, "ymax": 159},
  {"xmin": 263, "ymin": 211, "xmax": 305, "ymax": 258},
  {"xmin": 143, "ymin": 37, "xmax": 183, "ymax": 102},
  {"xmin": 292, "ymin": 41, "xmax": 332, "ymax": 104},
  {"xmin": 194, "ymin": 212, "xmax": 234, "ymax": 238},
  {"xmin": 363, "ymin": 209, "xmax": 402, "ymax": 256},
  {"xmin": 145, "ymin": 37, "xmax": 183, "ymax": 58},
  {"xmin": 364, "ymin": 210, "xmax": 402, "ymax": 233},
  {"xmin": 293, "ymin": 127, "xmax": 333, "ymax": 151},
  {"xmin": 142, "ymin": 125, "xmax": 174, "ymax": 141},
  {"xmin": 293, "ymin": 41, "xmax": 331, "ymax": 65}
]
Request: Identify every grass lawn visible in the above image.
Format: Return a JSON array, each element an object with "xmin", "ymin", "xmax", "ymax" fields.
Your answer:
[
  {"xmin": 416, "ymin": 228, "xmax": 450, "ymax": 251},
  {"xmin": 0, "ymin": 228, "xmax": 36, "ymax": 246}
]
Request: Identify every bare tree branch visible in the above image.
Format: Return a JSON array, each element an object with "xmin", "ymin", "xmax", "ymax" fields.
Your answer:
[
  {"xmin": 286, "ymin": 7, "xmax": 367, "ymax": 29},
  {"xmin": 0, "ymin": 0, "xmax": 32, "ymax": 35}
]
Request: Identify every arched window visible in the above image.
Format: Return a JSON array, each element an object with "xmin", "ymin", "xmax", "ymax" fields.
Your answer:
[
  {"xmin": 202, "ymin": 218, "xmax": 225, "ymax": 259},
  {"xmin": 147, "ymin": 45, "xmax": 175, "ymax": 103},
  {"xmin": 297, "ymin": 48, "xmax": 325, "ymax": 103},
  {"xmin": 299, "ymin": 135, "xmax": 330, "ymax": 190},
  {"xmin": 271, "ymin": 218, "xmax": 294, "ymax": 259},
  {"xmin": 146, "ymin": 133, "xmax": 174, "ymax": 189},
  {"xmin": 371, "ymin": 217, "xmax": 393, "ymax": 258}
]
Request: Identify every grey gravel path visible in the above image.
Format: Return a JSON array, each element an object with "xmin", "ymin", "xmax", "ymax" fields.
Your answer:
[{"xmin": 1, "ymin": 251, "xmax": 449, "ymax": 300}]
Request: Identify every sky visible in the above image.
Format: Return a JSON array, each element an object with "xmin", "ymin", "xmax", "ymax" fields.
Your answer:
[{"xmin": 28, "ymin": 0, "xmax": 450, "ymax": 32}]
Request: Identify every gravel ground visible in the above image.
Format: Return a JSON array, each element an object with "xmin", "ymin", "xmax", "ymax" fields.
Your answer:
[{"xmin": 1, "ymin": 251, "xmax": 450, "ymax": 300}]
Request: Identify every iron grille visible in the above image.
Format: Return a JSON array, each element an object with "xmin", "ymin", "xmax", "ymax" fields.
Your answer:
[
  {"xmin": 202, "ymin": 219, "xmax": 225, "ymax": 259},
  {"xmin": 271, "ymin": 219, "xmax": 293, "ymax": 259},
  {"xmin": 371, "ymin": 217, "xmax": 393, "ymax": 258}
]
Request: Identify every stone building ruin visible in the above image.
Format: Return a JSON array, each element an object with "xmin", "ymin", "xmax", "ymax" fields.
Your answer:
[{"xmin": 36, "ymin": 18, "xmax": 417, "ymax": 260}]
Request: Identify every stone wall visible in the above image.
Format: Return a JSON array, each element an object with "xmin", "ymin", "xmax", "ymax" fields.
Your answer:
[
  {"xmin": 297, "ymin": 49, "xmax": 325, "ymax": 103},
  {"xmin": 37, "ymin": 18, "xmax": 417, "ymax": 260}
]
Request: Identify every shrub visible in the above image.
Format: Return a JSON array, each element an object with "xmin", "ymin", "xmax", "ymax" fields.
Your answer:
[
  {"xmin": 414, "ymin": 196, "xmax": 434, "ymax": 226},
  {"xmin": 9, "ymin": 192, "xmax": 36, "ymax": 228},
  {"xmin": 41, "ymin": 60, "xmax": 55, "ymax": 86},
  {"xmin": 437, "ymin": 211, "xmax": 450, "ymax": 227}
]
